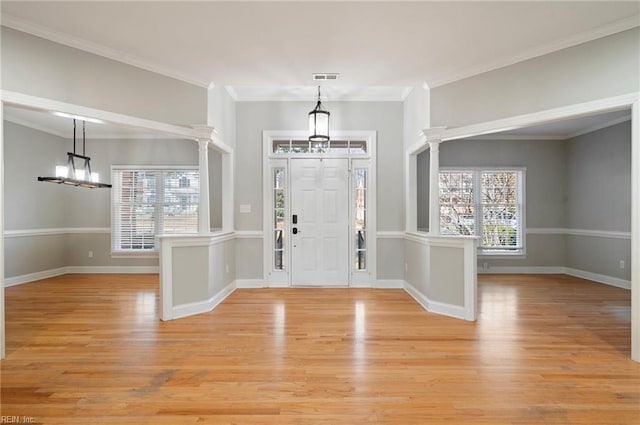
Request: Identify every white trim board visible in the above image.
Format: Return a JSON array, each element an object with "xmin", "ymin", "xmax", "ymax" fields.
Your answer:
[
  {"xmin": 4, "ymin": 227, "xmax": 110, "ymax": 238},
  {"xmin": 171, "ymin": 282, "xmax": 236, "ymax": 320},
  {"xmin": 438, "ymin": 93, "xmax": 639, "ymax": 143},
  {"xmin": 403, "ymin": 281, "xmax": 467, "ymax": 320},
  {"xmin": 526, "ymin": 228, "xmax": 631, "ymax": 240},
  {"xmin": 478, "ymin": 266, "xmax": 631, "ymax": 290},
  {"xmin": 4, "ymin": 266, "xmax": 159, "ymax": 287}
]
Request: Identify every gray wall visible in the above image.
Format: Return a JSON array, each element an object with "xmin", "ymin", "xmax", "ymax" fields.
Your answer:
[
  {"xmin": 565, "ymin": 121, "xmax": 632, "ymax": 280},
  {"xmin": 403, "ymin": 85, "xmax": 430, "ymax": 148},
  {"xmin": 416, "ymin": 121, "xmax": 632, "ymax": 278},
  {"xmin": 3, "ymin": 121, "xmax": 70, "ymax": 230},
  {"xmin": 207, "ymin": 86, "xmax": 237, "ymax": 149},
  {"xmin": 3, "ymin": 121, "xmax": 203, "ymax": 278},
  {"xmin": 234, "ymin": 101, "xmax": 405, "ymax": 280},
  {"xmin": 235, "ymin": 101, "xmax": 404, "ymax": 231},
  {"xmin": 418, "ymin": 137, "xmax": 567, "ymax": 231},
  {"xmin": 566, "ymin": 122, "xmax": 631, "ymax": 232},
  {"xmin": 431, "ymin": 28, "xmax": 640, "ymax": 128},
  {"xmin": 1, "ymin": 27, "xmax": 207, "ymax": 125}
]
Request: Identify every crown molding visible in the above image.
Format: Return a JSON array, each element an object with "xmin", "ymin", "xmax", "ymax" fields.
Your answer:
[
  {"xmin": 224, "ymin": 86, "xmax": 239, "ymax": 101},
  {"xmin": 228, "ymin": 85, "xmax": 412, "ymax": 102},
  {"xmin": 429, "ymin": 15, "xmax": 640, "ymax": 88},
  {"xmin": 2, "ymin": 15, "xmax": 210, "ymax": 88}
]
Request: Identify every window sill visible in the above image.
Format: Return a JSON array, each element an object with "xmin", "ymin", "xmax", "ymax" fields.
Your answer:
[
  {"xmin": 111, "ymin": 252, "xmax": 159, "ymax": 259},
  {"xmin": 478, "ymin": 252, "xmax": 526, "ymax": 259}
]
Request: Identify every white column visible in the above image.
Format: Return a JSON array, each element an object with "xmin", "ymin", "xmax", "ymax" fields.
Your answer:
[
  {"xmin": 198, "ymin": 140, "xmax": 211, "ymax": 234},
  {"xmin": 221, "ymin": 151, "xmax": 234, "ymax": 233},
  {"xmin": 428, "ymin": 139, "xmax": 441, "ymax": 235},
  {"xmin": 405, "ymin": 152, "xmax": 417, "ymax": 233}
]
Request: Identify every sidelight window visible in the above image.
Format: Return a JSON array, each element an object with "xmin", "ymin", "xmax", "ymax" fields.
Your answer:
[
  {"xmin": 273, "ymin": 167, "xmax": 286, "ymax": 270},
  {"xmin": 354, "ymin": 168, "xmax": 367, "ymax": 270}
]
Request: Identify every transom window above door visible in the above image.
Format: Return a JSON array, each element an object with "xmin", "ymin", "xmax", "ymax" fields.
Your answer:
[{"xmin": 271, "ymin": 139, "xmax": 367, "ymax": 155}]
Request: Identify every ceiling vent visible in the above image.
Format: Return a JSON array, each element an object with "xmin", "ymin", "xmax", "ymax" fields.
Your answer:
[{"xmin": 312, "ymin": 73, "xmax": 340, "ymax": 81}]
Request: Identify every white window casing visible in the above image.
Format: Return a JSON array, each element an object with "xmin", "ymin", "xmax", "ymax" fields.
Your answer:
[
  {"xmin": 111, "ymin": 166, "xmax": 199, "ymax": 254},
  {"xmin": 440, "ymin": 167, "xmax": 526, "ymax": 256}
]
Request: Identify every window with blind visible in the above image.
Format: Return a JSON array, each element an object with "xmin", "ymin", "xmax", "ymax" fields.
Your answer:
[
  {"xmin": 439, "ymin": 168, "xmax": 525, "ymax": 255},
  {"xmin": 111, "ymin": 167, "xmax": 199, "ymax": 253}
]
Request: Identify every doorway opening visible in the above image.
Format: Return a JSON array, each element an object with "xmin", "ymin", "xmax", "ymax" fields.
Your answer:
[{"xmin": 262, "ymin": 131, "xmax": 377, "ymax": 287}]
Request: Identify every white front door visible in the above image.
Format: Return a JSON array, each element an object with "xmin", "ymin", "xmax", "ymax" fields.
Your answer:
[{"xmin": 290, "ymin": 158, "xmax": 349, "ymax": 286}]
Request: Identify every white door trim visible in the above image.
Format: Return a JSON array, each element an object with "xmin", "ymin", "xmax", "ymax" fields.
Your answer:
[{"xmin": 262, "ymin": 130, "xmax": 377, "ymax": 288}]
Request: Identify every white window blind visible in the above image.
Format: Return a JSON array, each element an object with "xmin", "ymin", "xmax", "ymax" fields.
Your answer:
[
  {"xmin": 111, "ymin": 168, "xmax": 199, "ymax": 253},
  {"xmin": 439, "ymin": 168, "xmax": 524, "ymax": 255}
]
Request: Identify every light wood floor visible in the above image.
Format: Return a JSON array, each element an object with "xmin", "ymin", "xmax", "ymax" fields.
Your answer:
[{"xmin": 1, "ymin": 274, "xmax": 638, "ymax": 424}]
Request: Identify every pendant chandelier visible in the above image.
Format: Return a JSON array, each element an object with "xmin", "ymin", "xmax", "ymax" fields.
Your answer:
[
  {"xmin": 308, "ymin": 86, "xmax": 330, "ymax": 143},
  {"xmin": 38, "ymin": 118, "xmax": 112, "ymax": 189}
]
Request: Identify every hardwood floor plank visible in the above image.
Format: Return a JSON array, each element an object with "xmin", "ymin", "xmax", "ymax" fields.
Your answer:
[{"xmin": 1, "ymin": 273, "xmax": 638, "ymax": 424}]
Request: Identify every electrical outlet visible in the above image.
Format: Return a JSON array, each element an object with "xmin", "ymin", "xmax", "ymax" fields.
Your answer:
[
  {"xmin": 225, "ymin": 263, "xmax": 229, "ymax": 273},
  {"xmin": 88, "ymin": 250, "xmax": 93, "ymax": 258},
  {"xmin": 405, "ymin": 262, "xmax": 408, "ymax": 272},
  {"xmin": 619, "ymin": 260, "xmax": 625, "ymax": 269}
]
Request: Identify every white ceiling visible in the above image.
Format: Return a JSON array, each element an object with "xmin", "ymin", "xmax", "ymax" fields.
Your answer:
[
  {"xmin": 1, "ymin": 1, "xmax": 637, "ymax": 137},
  {"xmin": 2, "ymin": 1, "xmax": 639, "ymax": 101}
]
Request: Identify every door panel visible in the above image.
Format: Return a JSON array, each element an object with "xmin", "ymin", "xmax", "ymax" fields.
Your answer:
[{"xmin": 291, "ymin": 158, "xmax": 349, "ymax": 286}]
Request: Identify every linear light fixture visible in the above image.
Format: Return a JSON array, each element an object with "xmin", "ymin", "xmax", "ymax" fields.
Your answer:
[{"xmin": 38, "ymin": 119, "xmax": 112, "ymax": 189}]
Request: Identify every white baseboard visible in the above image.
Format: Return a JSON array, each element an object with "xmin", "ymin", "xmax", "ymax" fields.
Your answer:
[
  {"xmin": 66, "ymin": 266, "xmax": 159, "ymax": 274},
  {"xmin": 478, "ymin": 266, "xmax": 565, "ymax": 274},
  {"xmin": 235, "ymin": 279, "xmax": 265, "ymax": 288},
  {"xmin": 375, "ymin": 279, "xmax": 405, "ymax": 289},
  {"xmin": 427, "ymin": 299, "xmax": 467, "ymax": 320},
  {"xmin": 478, "ymin": 266, "xmax": 631, "ymax": 290},
  {"xmin": 266, "ymin": 282, "xmax": 290, "ymax": 288},
  {"xmin": 172, "ymin": 282, "xmax": 236, "ymax": 320},
  {"xmin": 565, "ymin": 268, "xmax": 631, "ymax": 290},
  {"xmin": 4, "ymin": 267, "xmax": 68, "ymax": 287},
  {"xmin": 4, "ymin": 266, "xmax": 160, "ymax": 287},
  {"xmin": 403, "ymin": 281, "xmax": 430, "ymax": 311},
  {"xmin": 403, "ymin": 281, "xmax": 468, "ymax": 321}
]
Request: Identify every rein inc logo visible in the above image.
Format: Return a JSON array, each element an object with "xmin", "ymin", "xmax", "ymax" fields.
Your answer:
[{"xmin": 1, "ymin": 417, "xmax": 35, "ymax": 424}]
